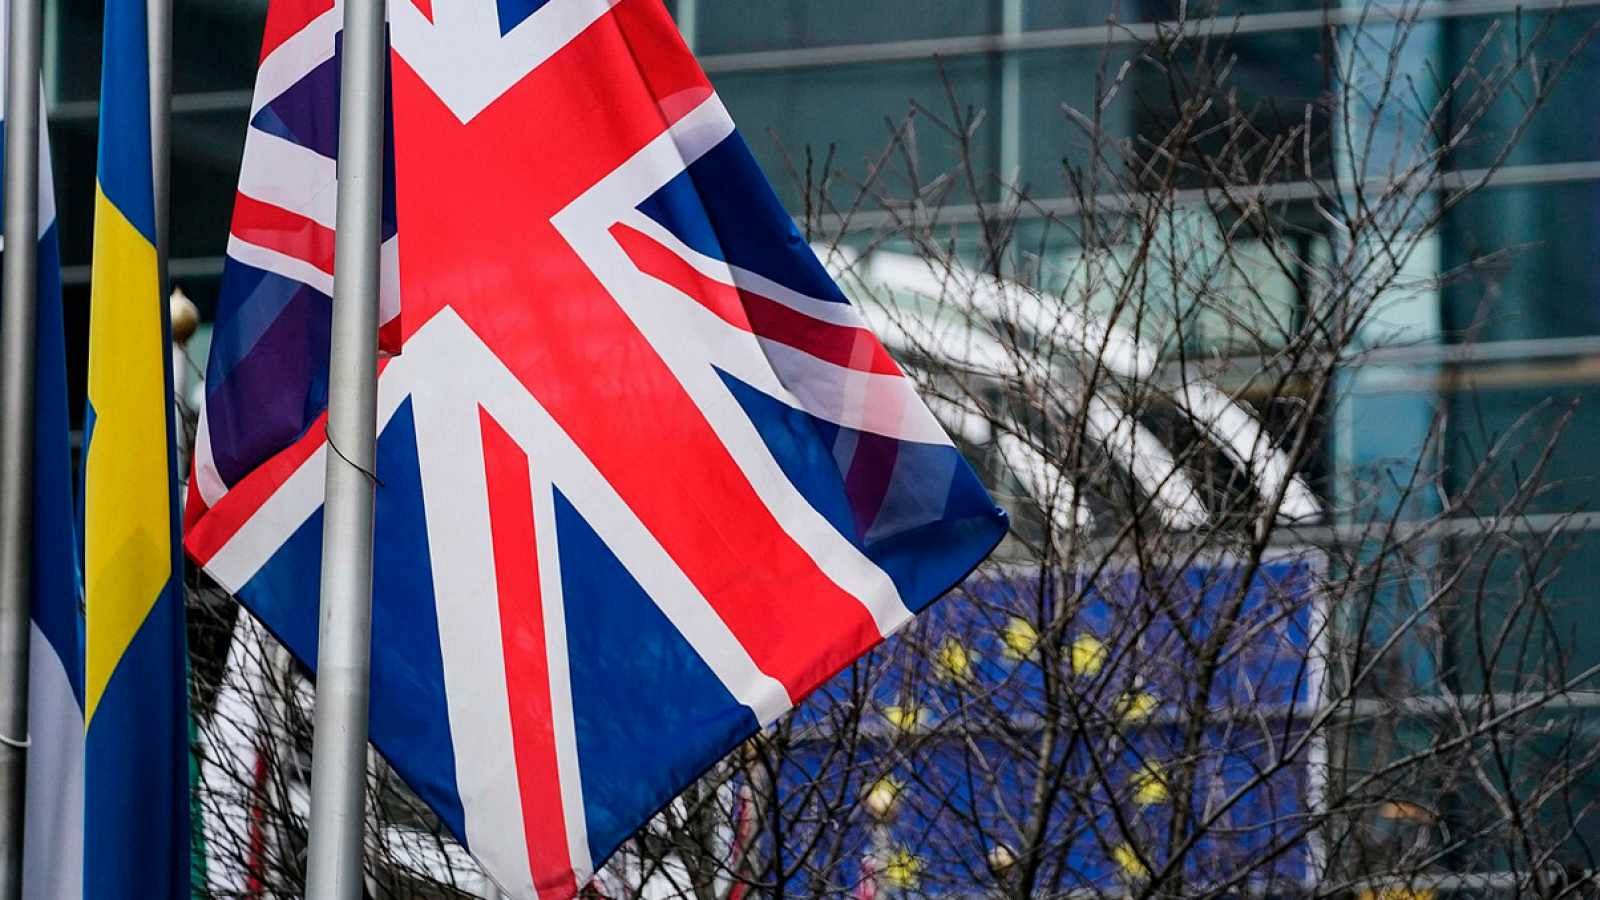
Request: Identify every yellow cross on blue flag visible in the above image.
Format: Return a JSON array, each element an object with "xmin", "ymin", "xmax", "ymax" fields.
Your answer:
[{"xmin": 83, "ymin": 0, "xmax": 191, "ymax": 888}]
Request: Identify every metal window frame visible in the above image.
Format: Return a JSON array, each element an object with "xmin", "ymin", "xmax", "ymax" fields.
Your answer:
[{"xmin": 813, "ymin": 158, "xmax": 1600, "ymax": 232}]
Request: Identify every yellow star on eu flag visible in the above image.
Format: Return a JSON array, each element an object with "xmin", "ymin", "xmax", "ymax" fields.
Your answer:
[
  {"xmin": 1357, "ymin": 889, "xmax": 1437, "ymax": 900},
  {"xmin": 1001, "ymin": 616, "xmax": 1038, "ymax": 660},
  {"xmin": 1069, "ymin": 633, "xmax": 1107, "ymax": 676},
  {"xmin": 883, "ymin": 847, "xmax": 923, "ymax": 889},
  {"xmin": 1112, "ymin": 843, "xmax": 1149, "ymax": 880},
  {"xmin": 1131, "ymin": 762, "xmax": 1169, "ymax": 806},
  {"xmin": 1114, "ymin": 689, "xmax": 1160, "ymax": 723},
  {"xmin": 882, "ymin": 703, "xmax": 927, "ymax": 733},
  {"xmin": 935, "ymin": 638, "xmax": 978, "ymax": 681}
]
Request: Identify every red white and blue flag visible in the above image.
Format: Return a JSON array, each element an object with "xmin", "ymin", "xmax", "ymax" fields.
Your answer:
[{"xmin": 185, "ymin": 0, "xmax": 1007, "ymax": 894}]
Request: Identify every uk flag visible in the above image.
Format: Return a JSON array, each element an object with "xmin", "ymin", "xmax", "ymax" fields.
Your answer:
[{"xmin": 184, "ymin": 0, "xmax": 1008, "ymax": 895}]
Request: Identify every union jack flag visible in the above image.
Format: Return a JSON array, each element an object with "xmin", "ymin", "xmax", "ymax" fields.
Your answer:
[{"xmin": 185, "ymin": 0, "xmax": 1007, "ymax": 895}]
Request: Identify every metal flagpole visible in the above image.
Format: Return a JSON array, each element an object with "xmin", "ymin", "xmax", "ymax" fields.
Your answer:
[
  {"xmin": 301, "ymin": 0, "xmax": 385, "ymax": 886},
  {"xmin": 147, "ymin": 0, "xmax": 170, "ymax": 297},
  {"xmin": 0, "ymin": 0, "xmax": 43, "ymax": 887}
]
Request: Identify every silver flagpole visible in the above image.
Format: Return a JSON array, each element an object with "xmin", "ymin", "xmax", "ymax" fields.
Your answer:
[
  {"xmin": 0, "ymin": 0, "xmax": 42, "ymax": 888},
  {"xmin": 302, "ymin": 0, "xmax": 384, "ymax": 887},
  {"xmin": 147, "ymin": 0, "xmax": 170, "ymax": 297}
]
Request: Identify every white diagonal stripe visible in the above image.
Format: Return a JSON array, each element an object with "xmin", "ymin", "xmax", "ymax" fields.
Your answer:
[
  {"xmin": 617, "ymin": 210, "xmax": 866, "ymax": 330},
  {"xmin": 191, "ymin": 401, "xmax": 230, "ymax": 508},
  {"xmin": 527, "ymin": 471, "xmax": 594, "ymax": 885},
  {"xmin": 380, "ymin": 235, "xmax": 401, "ymax": 329},
  {"xmin": 408, "ymin": 365, "xmax": 538, "ymax": 899},
  {"xmin": 252, "ymin": 5, "xmax": 340, "ymax": 117},
  {"xmin": 226, "ymin": 234, "xmax": 335, "ymax": 297},
  {"xmin": 237, "ymin": 129, "xmax": 338, "ymax": 228},
  {"xmin": 536, "ymin": 434, "xmax": 793, "ymax": 727},
  {"xmin": 391, "ymin": 0, "xmax": 620, "ymax": 123},
  {"xmin": 203, "ymin": 443, "xmax": 328, "ymax": 593},
  {"xmin": 557, "ymin": 93, "xmax": 915, "ymax": 640}
]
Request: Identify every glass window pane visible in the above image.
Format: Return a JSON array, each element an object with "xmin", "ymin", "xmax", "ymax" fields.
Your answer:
[
  {"xmin": 1011, "ymin": 207, "xmax": 1315, "ymax": 358},
  {"xmin": 696, "ymin": 0, "xmax": 999, "ymax": 55},
  {"xmin": 1154, "ymin": 29, "xmax": 1332, "ymax": 184},
  {"xmin": 174, "ymin": 0, "xmax": 266, "ymax": 94},
  {"xmin": 1446, "ymin": 529, "xmax": 1600, "ymax": 695},
  {"xmin": 1026, "ymin": 0, "xmax": 1337, "ymax": 31},
  {"xmin": 1016, "ymin": 47, "xmax": 1139, "ymax": 194},
  {"xmin": 1338, "ymin": 706, "xmax": 1600, "ymax": 877},
  {"xmin": 1444, "ymin": 364, "xmax": 1600, "ymax": 515},
  {"xmin": 1018, "ymin": 28, "xmax": 1332, "ymax": 194},
  {"xmin": 172, "ymin": 109, "xmax": 251, "ymax": 262},
  {"xmin": 1443, "ymin": 9, "xmax": 1600, "ymax": 170},
  {"xmin": 47, "ymin": 113, "xmax": 97, "ymax": 268},
  {"xmin": 45, "ymin": 0, "xmax": 261, "ymax": 100},
  {"xmin": 1441, "ymin": 181, "xmax": 1600, "ymax": 342},
  {"xmin": 48, "ymin": 0, "xmax": 102, "ymax": 102},
  {"xmin": 1024, "ymin": 0, "xmax": 1118, "ymax": 30},
  {"xmin": 1339, "ymin": 355, "xmax": 1600, "ymax": 516},
  {"xmin": 713, "ymin": 57, "xmax": 1000, "ymax": 210}
]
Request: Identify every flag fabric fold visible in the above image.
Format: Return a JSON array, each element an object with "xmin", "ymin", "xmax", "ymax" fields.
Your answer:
[
  {"xmin": 186, "ymin": 0, "xmax": 1007, "ymax": 896},
  {"xmin": 5, "ymin": 7, "xmax": 84, "ymax": 893},
  {"xmin": 83, "ymin": 0, "xmax": 191, "ymax": 891}
]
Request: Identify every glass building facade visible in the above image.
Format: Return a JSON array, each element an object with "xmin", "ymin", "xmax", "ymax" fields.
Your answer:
[
  {"xmin": 41, "ymin": 0, "xmax": 1600, "ymax": 492},
  {"xmin": 36, "ymin": 0, "xmax": 1600, "ymax": 888}
]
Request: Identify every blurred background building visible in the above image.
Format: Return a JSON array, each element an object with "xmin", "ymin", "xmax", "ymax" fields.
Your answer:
[
  {"xmin": 40, "ymin": 0, "xmax": 1600, "ymax": 526},
  {"xmin": 57, "ymin": 0, "xmax": 1587, "ymax": 667}
]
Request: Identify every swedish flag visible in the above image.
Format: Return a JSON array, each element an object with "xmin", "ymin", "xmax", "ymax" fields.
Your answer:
[{"xmin": 83, "ymin": 0, "xmax": 190, "ymax": 889}]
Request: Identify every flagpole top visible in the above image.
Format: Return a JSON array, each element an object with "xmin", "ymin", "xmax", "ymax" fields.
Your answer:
[{"xmin": 170, "ymin": 287, "xmax": 198, "ymax": 343}]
